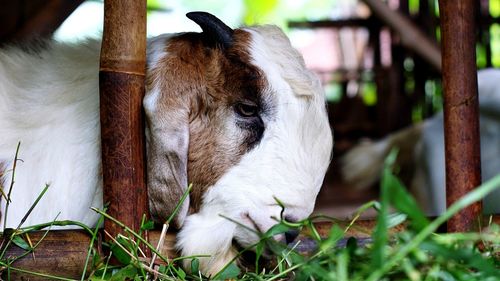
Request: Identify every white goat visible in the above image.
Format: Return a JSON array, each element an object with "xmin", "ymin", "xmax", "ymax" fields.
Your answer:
[
  {"xmin": 342, "ymin": 68, "xmax": 500, "ymax": 216},
  {"xmin": 0, "ymin": 12, "xmax": 333, "ymax": 274}
]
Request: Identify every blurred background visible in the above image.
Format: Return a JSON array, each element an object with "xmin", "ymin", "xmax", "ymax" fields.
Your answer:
[{"xmin": 0, "ymin": 0, "xmax": 497, "ymax": 218}]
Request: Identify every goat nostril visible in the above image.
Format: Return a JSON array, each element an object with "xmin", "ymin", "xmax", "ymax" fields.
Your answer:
[{"xmin": 284, "ymin": 229, "xmax": 300, "ymax": 245}]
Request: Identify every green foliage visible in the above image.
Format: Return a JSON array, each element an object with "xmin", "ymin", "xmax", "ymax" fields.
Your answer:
[
  {"xmin": 1, "ymin": 145, "xmax": 500, "ymax": 280},
  {"xmin": 324, "ymin": 83, "xmax": 343, "ymax": 103},
  {"xmin": 409, "ymin": 0, "xmax": 420, "ymax": 15},
  {"xmin": 491, "ymin": 0, "xmax": 500, "ymax": 18},
  {"xmin": 242, "ymin": 0, "xmax": 337, "ymax": 30},
  {"xmin": 11, "ymin": 235, "xmax": 31, "ymax": 251},
  {"xmin": 243, "ymin": 0, "xmax": 279, "ymax": 25},
  {"xmin": 477, "ymin": 43, "xmax": 488, "ymax": 68},
  {"xmin": 147, "ymin": 0, "xmax": 168, "ymax": 11},
  {"xmin": 361, "ymin": 81, "xmax": 377, "ymax": 106},
  {"xmin": 109, "ymin": 265, "xmax": 138, "ymax": 281},
  {"xmin": 491, "ymin": 24, "xmax": 500, "ymax": 67},
  {"xmin": 214, "ymin": 262, "xmax": 241, "ymax": 280}
]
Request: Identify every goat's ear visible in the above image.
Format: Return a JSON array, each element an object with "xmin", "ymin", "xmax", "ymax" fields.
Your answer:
[
  {"xmin": 186, "ymin": 11, "xmax": 234, "ymax": 49},
  {"xmin": 144, "ymin": 102, "xmax": 190, "ymax": 228}
]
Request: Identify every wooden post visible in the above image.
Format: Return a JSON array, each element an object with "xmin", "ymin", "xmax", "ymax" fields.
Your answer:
[
  {"xmin": 99, "ymin": 0, "xmax": 148, "ymax": 238},
  {"xmin": 439, "ymin": 0, "xmax": 482, "ymax": 232}
]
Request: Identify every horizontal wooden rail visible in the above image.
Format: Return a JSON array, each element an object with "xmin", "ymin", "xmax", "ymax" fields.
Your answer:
[{"xmin": 3, "ymin": 229, "xmax": 176, "ymax": 280}]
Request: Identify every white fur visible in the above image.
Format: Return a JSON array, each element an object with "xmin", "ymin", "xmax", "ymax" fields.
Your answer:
[
  {"xmin": 341, "ymin": 138, "xmax": 390, "ymax": 189},
  {"xmin": 341, "ymin": 69, "xmax": 500, "ymax": 216},
  {"xmin": 0, "ymin": 40, "xmax": 102, "ymax": 227},
  {"xmin": 0, "ymin": 25, "xmax": 333, "ymax": 275},
  {"xmin": 176, "ymin": 26, "xmax": 333, "ymax": 275}
]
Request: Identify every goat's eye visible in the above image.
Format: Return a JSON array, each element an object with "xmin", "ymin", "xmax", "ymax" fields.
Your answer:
[{"xmin": 235, "ymin": 103, "xmax": 258, "ymax": 117}]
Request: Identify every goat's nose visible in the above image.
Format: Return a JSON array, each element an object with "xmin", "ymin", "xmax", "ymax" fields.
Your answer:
[{"xmin": 284, "ymin": 229, "xmax": 300, "ymax": 245}]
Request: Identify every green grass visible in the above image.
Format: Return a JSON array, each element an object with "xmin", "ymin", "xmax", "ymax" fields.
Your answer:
[{"xmin": 1, "ymin": 146, "xmax": 499, "ymax": 280}]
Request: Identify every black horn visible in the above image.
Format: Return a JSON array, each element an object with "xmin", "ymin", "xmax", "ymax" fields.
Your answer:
[{"xmin": 186, "ymin": 12, "xmax": 234, "ymax": 49}]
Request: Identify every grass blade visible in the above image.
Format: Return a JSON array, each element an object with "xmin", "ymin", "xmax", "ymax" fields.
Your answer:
[
  {"xmin": 3, "ymin": 142, "xmax": 21, "ymax": 230},
  {"xmin": 81, "ymin": 208, "xmax": 106, "ymax": 281},
  {"xmin": 366, "ymin": 173, "xmax": 500, "ymax": 281}
]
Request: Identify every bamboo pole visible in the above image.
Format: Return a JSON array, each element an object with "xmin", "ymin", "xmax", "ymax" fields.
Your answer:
[
  {"xmin": 99, "ymin": 0, "xmax": 148, "ymax": 237},
  {"xmin": 438, "ymin": 0, "xmax": 482, "ymax": 232}
]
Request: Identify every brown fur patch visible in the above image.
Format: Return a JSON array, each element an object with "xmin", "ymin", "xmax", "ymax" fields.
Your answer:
[{"xmin": 147, "ymin": 29, "xmax": 268, "ymax": 212}]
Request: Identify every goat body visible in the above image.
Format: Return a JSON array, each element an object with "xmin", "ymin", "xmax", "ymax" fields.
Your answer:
[
  {"xmin": 0, "ymin": 13, "xmax": 333, "ymax": 275},
  {"xmin": 342, "ymin": 69, "xmax": 500, "ymax": 215},
  {"xmin": 0, "ymin": 40, "xmax": 102, "ymax": 227}
]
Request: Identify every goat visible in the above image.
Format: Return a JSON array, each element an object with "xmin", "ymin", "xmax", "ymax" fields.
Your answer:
[
  {"xmin": 0, "ymin": 12, "xmax": 333, "ymax": 274},
  {"xmin": 341, "ymin": 68, "xmax": 500, "ymax": 216}
]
